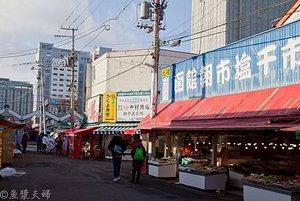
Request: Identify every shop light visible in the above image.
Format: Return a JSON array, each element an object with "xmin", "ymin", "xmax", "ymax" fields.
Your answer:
[
  {"xmin": 273, "ymin": 146, "xmax": 276, "ymax": 149},
  {"xmin": 227, "ymin": 142, "xmax": 231, "ymax": 145},
  {"xmin": 208, "ymin": 142, "xmax": 211, "ymax": 145},
  {"xmin": 203, "ymin": 142, "xmax": 206, "ymax": 144},
  {"xmin": 233, "ymin": 143, "xmax": 236, "ymax": 145},
  {"xmin": 195, "ymin": 149, "xmax": 198, "ymax": 152},
  {"xmin": 274, "ymin": 144, "xmax": 277, "ymax": 146},
  {"xmin": 196, "ymin": 142, "xmax": 199, "ymax": 145},
  {"xmin": 237, "ymin": 143, "xmax": 242, "ymax": 146},
  {"xmin": 292, "ymin": 144, "xmax": 297, "ymax": 148},
  {"xmin": 264, "ymin": 146, "xmax": 267, "ymax": 149},
  {"xmin": 245, "ymin": 147, "xmax": 249, "ymax": 150},
  {"xmin": 210, "ymin": 149, "xmax": 213, "ymax": 152},
  {"xmin": 280, "ymin": 144, "xmax": 282, "ymax": 146},
  {"xmin": 261, "ymin": 143, "xmax": 264, "ymax": 145},
  {"xmin": 247, "ymin": 143, "xmax": 251, "ymax": 146},
  {"xmin": 188, "ymin": 143, "xmax": 191, "ymax": 146},
  {"xmin": 253, "ymin": 143, "xmax": 257, "ymax": 146},
  {"xmin": 282, "ymin": 147, "xmax": 285, "ymax": 150},
  {"xmin": 255, "ymin": 147, "xmax": 258, "ymax": 149}
]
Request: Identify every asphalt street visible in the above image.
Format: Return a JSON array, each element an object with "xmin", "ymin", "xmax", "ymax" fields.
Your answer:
[{"xmin": 0, "ymin": 149, "xmax": 242, "ymax": 201}]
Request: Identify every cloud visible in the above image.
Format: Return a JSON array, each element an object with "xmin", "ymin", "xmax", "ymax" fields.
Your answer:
[{"xmin": 0, "ymin": 0, "xmax": 149, "ymax": 84}]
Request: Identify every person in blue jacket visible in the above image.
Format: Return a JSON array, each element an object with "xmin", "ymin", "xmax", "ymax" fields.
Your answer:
[{"xmin": 108, "ymin": 135, "xmax": 127, "ymax": 182}]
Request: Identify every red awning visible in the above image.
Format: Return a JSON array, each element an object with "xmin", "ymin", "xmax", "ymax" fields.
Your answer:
[
  {"xmin": 138, "ymin": 84, "xmax": 300, "ymax": 131},
  {"xmin": 60, "ymin": 127, "xmax": 98, "ymax": 136},
  {"xmin": 0, "ymin": 119, "xmax": 25, "ymax": 129}
]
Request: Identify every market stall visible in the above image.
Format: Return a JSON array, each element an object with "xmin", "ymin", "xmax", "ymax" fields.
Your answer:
[
  {"xmin": 243, "ymin": 175, "xmax": 300, "ymax": 201},
  {"xmin": 179, "ymin": 167, "xmax": 227, "ymax": 190},
  {"xmin": 92, "ymin": 123, "xmax": 139, "ymax": 160},
  {"xmin": 148, "ymin": 158, "xmax": 177, "ymax": 178},
  {"xmin": 0, "ymin": 119, "xmax": 25, "ymax": 168},
  {"xmin": 59, "ymin": 127, "xmax": 97, "ymax": 159}
]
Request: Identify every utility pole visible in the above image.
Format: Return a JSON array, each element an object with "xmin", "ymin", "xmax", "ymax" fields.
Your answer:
[
  {"xmin": 33, "ymin": 61, "xmax": 47, "ymax": 135},
  {"xmin": 55, "ymin": 27, "xmax": 78, "ymax": 129},
  {"xmin": 137, "ymin": 0, "xmax": 167, "ymax": 119},
  {"xmin": 151, "ymin": 0, "xmax": 160, "ymax": 119}
]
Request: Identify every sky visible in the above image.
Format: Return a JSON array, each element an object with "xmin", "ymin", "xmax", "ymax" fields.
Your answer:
[{"xmin": 0, "ymin": 0, "xmax": 192, "ymax": 86}]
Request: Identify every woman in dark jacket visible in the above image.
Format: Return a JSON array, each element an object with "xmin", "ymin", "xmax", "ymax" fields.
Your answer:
[{"xmin": 130, "ymin": 137, "xmax": 146, "ymax": 183}]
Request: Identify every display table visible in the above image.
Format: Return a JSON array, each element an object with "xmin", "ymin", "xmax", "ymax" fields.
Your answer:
[
  {"xmin": 243, "ymin": 180, "xmax": 300, "ymax": 201},
  {"xmin": 179, "ymin": 169, "xmax": 227, "ymax": 190},
  {"xmin": 148, "ymin": 160, "xmax": 177, "ymax": 178},
  {"xmin": 229, "ymin": 169, "xmax": 244, "ymax": 188}
]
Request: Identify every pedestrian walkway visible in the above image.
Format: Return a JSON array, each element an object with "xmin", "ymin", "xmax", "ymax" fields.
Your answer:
[{"xmin": 0, "ymin": 152, "xmax": 242, "ymax": 201}]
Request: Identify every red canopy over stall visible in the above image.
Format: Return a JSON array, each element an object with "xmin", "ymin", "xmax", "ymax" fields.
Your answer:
[{"xmin": 59, "ymin": 127, "xmax": 98, "ymax": 159}]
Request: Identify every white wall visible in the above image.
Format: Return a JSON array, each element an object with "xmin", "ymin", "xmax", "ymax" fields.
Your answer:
[{"xmin": 88, "ymin": 48, "xmax": 195, "ymax": 99}]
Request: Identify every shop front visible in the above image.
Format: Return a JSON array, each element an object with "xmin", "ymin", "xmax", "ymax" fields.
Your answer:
[
  {"xmin": 138, "ymin": 83, "xmax": 300, "ymax": 191},
  {"xmin": 0, "ymin": 119, "xmax": 25, "ymax": 168},
  {"xmin": 59, "ymin": 127, "xmax": 97, "ymax": 159},
  {"xmin": 93, "ymin": 123, "xmax": 139, "ymax": 160}
]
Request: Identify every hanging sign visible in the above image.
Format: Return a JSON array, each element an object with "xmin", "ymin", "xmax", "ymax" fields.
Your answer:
[
  {"xmin": 103, "ymin": 92, "xmax": 117, "ymax": 123},
  {"xmin": 161, "ymin": 66, "xmax": 171, "ymax": 78}
]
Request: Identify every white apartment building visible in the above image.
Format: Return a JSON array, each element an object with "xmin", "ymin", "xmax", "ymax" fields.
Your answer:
[
  {"xmin": 36, "ymin": 42, "xmax": 90, "ymax": 116},
  {"xmin": 191, "ymin": 0, "xmax": 295, "ymax": 54},
  {"xmin": 86, "ymin": 48, "xmax": 195, "ymax": 122}
]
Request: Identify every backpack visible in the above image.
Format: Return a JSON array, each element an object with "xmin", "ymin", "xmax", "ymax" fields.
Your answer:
[
  {"xmin": 114, "ymin": 145, "xmax": 123, "ymax": 154},
  {"xmin": 134, "ymin": 147, "xmax": 144, "ymax": 161}
]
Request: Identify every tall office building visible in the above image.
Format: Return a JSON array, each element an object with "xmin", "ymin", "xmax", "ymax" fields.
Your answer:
[
  {"xmin": 0, "ymin": 78, "xmax": 33, "ymax": 121},
  {"xmin": 191, "ymin": 0, "xmax": 295, "ymax": 54},
  {"xmin": 36, "ymin": 42, "xmax": 90, "ymax": 116}
]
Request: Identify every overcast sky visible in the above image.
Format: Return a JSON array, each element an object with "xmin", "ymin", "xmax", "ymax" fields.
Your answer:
[{"xmin": 0, "ymin": 0, "xmax": 192, "ymax": 87}]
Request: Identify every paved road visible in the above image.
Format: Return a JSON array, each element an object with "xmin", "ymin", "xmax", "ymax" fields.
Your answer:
[{"xmin": 0, "ymin": 152, "xmax": 242, "ymax": 201}]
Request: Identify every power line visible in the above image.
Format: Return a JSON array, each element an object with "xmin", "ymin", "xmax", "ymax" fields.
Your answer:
[
  {"xmin": 0, "ymin": 1, "xmax": 134, "ymax": 59},
  {"xmin": 173, "ymin": 0, "xmax": 295, "ymax": 42},
  {"xmin": 76, "ymin": 0, "xmax": 106, "ymax": 28},
  {"xmin": 56, "ymin": 0, "xmax": 83, "ymax": 35},
  {"xmin": 86, "ymin": 50, "xmax": 151, "ymax": 89},
  {"xmin": 163, "ymin": 0, "xmax": 225, "ymax": 40},
  {"xmin": 0, "ymin": 0, "xmax": 296, "ymax": 60}
]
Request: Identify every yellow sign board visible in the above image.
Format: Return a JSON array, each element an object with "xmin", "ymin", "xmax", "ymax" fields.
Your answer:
[
  {"xmin": 103, "ymin": 92, "xmax": 117, "ymax": 123},
  {"xmin": 161, "ymin": 67, "xmax": 171, "ymax": 78}
]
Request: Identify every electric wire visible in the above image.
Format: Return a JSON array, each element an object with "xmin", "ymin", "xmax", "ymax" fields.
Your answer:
[{"xmin": 0, "ymin": 0, "xmax": 296, "ymax": 60}]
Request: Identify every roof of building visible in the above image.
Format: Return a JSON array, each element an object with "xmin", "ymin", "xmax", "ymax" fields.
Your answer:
[
  {"xmin": 137, "ymin": 84, "xmax": 300, "ymax": 132},
  {"xmin": 274, "ymin": 0, "xmax": 300, "ymax": 27}
]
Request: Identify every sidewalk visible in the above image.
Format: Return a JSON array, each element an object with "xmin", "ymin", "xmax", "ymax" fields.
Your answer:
[{"xmin": 0, "ymin": 151, "xmax": 242, "ymax": 201}]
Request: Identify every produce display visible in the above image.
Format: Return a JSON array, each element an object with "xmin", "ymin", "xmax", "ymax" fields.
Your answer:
[
  {"xmin": 231, "ymin": 160, "xmax": 300, "ymax": 176},
  {"xmin": 149, "ymin": 157, "xmax": 177, "ymax": 164},
  {"xmin": 245, "ymin": 174, "xmax": 300, "ymax": 190},
  {"xmin": 179, "ymin": 157, "xmax": 226, "ymax": 173}
]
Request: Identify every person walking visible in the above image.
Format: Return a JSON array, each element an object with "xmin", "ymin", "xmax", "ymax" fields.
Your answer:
[
  {"xmin": 108, "ymin": 135, "xmax": 126, "ymax": 182},
  {"xmin": 55, "ymin": 136, "xmax": 62, "ymax": 155},
  {"xmin": 130, "ymin": 137, "xmax": 146, "ymax": 183},
  {"xmin": 21, "ymin": 133, "xmax": 28, "ymax": 153},
  {"xmin": 42, "ymin": 135, "xmax": 48, "ymax": 153},
  {"xmin": 36, "ymin": 134, "xmax": 43, "ymax": 152}
]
